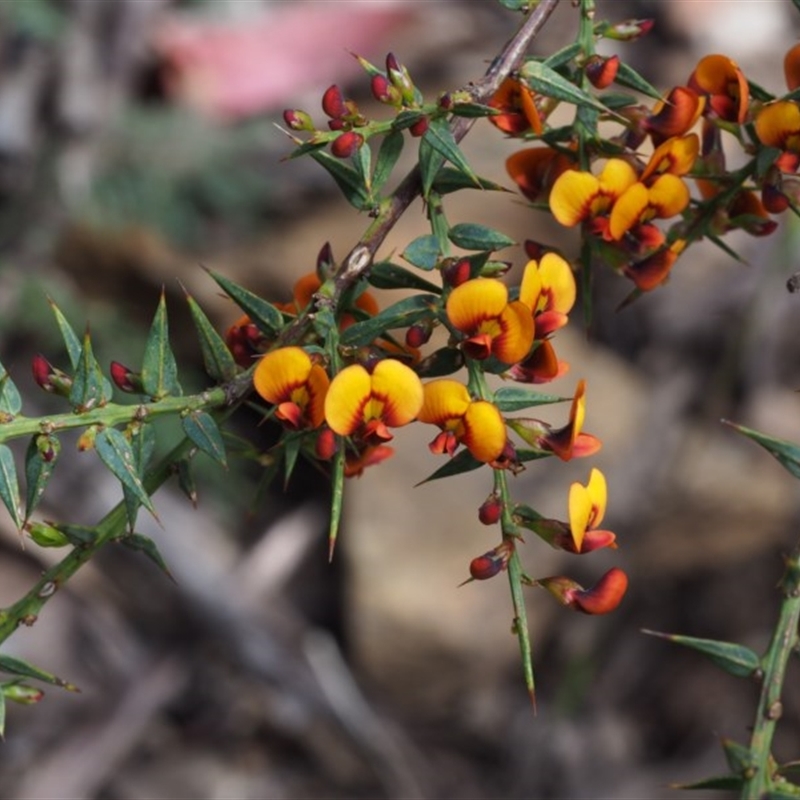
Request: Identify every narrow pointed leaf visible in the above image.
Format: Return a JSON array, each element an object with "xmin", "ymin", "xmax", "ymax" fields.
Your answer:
[
  {"xmin": 328, "ymin": 440, "xmax": 345, "ymax": 561},
  {"xmin": 24, "ymin": 434, "xmax": 59, "ymax": 522},
  {"xmin": 428, "ymin": 192, "xmax": 451, "ymax": 256},
  {"xmin": 121, "ymin": 533, "xmax": 175, "ymax": 582},
  {"xmin": 0, "ymin": 654, "xmax": 79, "ymax": 691},
  {"xmin": 339, "ymin": 294, "xmax": 440, "ymax": 347},
  {"xmin": 543, "ymin": 42, "xmax": 582, "ymax": 69},
  {"xmin": 69, "ymin": 330, "xmax": 112, "ymax": 411},
  {"xmin": 141, "ymin": 291, "xmax": 181, "ymax": 400},
  {"xmin": 51, "ymin": 522, "xmax": 98, "ymax": 547},
  {"xmin": 421, "ymin": 118, "xmax": 479, "ymax": 188},
  {"xmin": 122, "ymin": 422, "xmax": 156, "ymax": 530},
  {"xmin": 393, "ymin": 109, "xmax": 427, "ymax": 131},
  {"xmin": 0, "ymin": 360, "xmax": 21, "ymax": 420},
  {"xmin": 418, "ymin": 131, "xmax": 446, "ymax": 200},
  {"xmin": 415, "ymin": 448, "xmax": 483, "ymax": 486},
  {"xmin": 516, "ymin": 448, "xmax": 553, "ymax": 464},
  {"xmin": 723, "ymin": 420, "xmax": 800, "ymax": 479},
  {"xmin": 182, "ymin": 411, "xmax": 227, "ymax": 467},
  {"xmin": 0, "ymin": 445, "xmax": 21, "ymax": 529},
  {"xmin": 494, "ymin": 387, "xmax": 568, "ymax": 412},
  {"xmin": 282, "ymin": 432, "xmax": 302, "ymax": 488},
  {"xmin": 402, "ymin": 234, "xmax": 441, "ymax": 271},
  {"xmin": 48, "ymin": 298, "xmax": 82, "ymax": 369},
  {"xmin": 613, "ymin": 61, "xmax": 663, "ymax": 102},
  {"xmin": 521, "ymin": 61, "xmax": 612, "ymax": 115},
  {"xmin": 721, "ymin": 737, "xmax": 754, "ymax": 776},
  {"xmin": 95, "ymin": 427, "xmax": 157, "ymax": 519},
  {"xmin": 310, "ymin": 150, "xmax": 371, "ymax": 210},
  {"xmin": 175, "ymin": 457, "xmax": 198, "ymax": 507},
  {"xmin": 747, "ymin": 78, "xmax": 774, "ymax": 103},
  {"xmin": 368, "ymin": 261, "xmax": 442, "ymax": 293},
  {"xmin": 643, "ymin": 629, "xmax": 760, "ymax": 678},
  {"xmin": 416, "ymin": 346, "xmax": 464, "ymax": 378},
  {"xmin": 432, "ymin": 167, "xmax": 509, "ymax": 195},
  {"xmin": 448, "ymin": 223, "xmax": 515, "ymax": 252},
  {"xmin": 185, "ymin": 293, "xmax": 238, "ymax": 382},
  {"xmin": 351, "ymin": 137, "xmax": 372, "ymax": 193},
  {"xmin": 207, "ymin": 270, "xmax": 283, "ymax": 336},
  {"xmin": 372, "ymin": 129, "xmax": 404, "ymax": 195},
  {"xmin": 670, "ymin": 775, "xmax": 743, "ymax": 791}
]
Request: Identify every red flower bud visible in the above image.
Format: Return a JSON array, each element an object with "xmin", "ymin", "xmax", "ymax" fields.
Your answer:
[
  {"xmin": 322, "ymin": 84, "xmax": 348, "ymax": 119},
  {"xmin": 35, "ymin": 433, "xmax": 60, "ymax": 464},
  {"xmin": 409, "ymin": 116, "xmax": 429, "ymax": 137},
  {"xmin": 283, "ymin": 109, "xmax": 315, "ymax": 132},
  {"xmin": 110, "ymin": 361, "xmax": 142, "ymax": 393},
  {"xmin": 585, "ymin": 55, "xmax": 619, "ymax": 90},
  {"xmin": 371, "ymin": 74, "xmax": 402, "ymax": 106},
  {"xmin": 467, "ymin": 541, "xmax": 514, "ymax": 581},
  {"xmin": 385, "ymin": 52, "xmax": 416, "ymax": 105},
  {"xmin": 441, "ymin": 257, "xmax": 472, "ymax": 287},
  {"xmin": 478, "ymin": 495, "xmax": 502, "ymax": 525},
  {"xmin": 31, "ymin": 355, "xmax": 72, "ymax": 396},
  {"xmin": 602, "ymin": 18, "xmax": 654, "ymax": 41},
  {"xmin": 315, "ymin": 428, "xmax": 337, "ymax": 461},
  {"xmin": 405, "ymin": 323, "xmax": 432, "ymax": 349},
  {"xmin": 328, "ymin": 118, "xmax": 348, "ymax": 132},
  {"xmin": 331, "ymin": 131, "xmax": 365, "ymax": 159}
]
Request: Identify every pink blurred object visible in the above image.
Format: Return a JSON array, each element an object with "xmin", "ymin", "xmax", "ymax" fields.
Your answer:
[{"xmin": 153, "ymin": 4, "xmax": 415, "ymax": 122}]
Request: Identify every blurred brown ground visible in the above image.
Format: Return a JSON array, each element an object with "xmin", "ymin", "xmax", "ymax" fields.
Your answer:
[{"xmin": 1, "ymin": 2, "xmax": 800, "ymax": 798}]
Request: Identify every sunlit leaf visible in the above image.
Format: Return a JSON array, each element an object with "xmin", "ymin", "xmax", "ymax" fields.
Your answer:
[
  {"xmin": 0, "ymin": 445, "xmax": 21, "ymax": 529},
  {"xmin": 372, "ymin": 129, "xmax": 404, "ymax": 195},
  {"xmin": 493, "ymin": 386, "xmax": 567, "ymax": 412},
  {"xmin": 95, "ymin": 427, "xmax": 157, "ymax": 519},
  {"xmin": 421, "ymin": 117, "xmax": 480, "ymax": 189},
  {"xmin": 69, "ymin": 329, "xmax": 112, "ymax": 411},
  {"xmin": 432, "ymin": 167, "xmax": 509, "ymax": 195},
  {"xmin": 24, "ymin": 434, "xmax": 59, "ymax": 522},
  {"xmin": 643, "ymin": 629, "xmax": 761, "ymax": 678},
  {"xmin": 207, "ymin": 270, "xmax": 283, "ymax": 336},
  {"xmin": 521, "ymin": 60, "xmax": 612, "ymax": 115},
  {"xmin": 47, "ymin": 298, "xmax": 82, "ymax": 369},
  {"xmin": 418, "ymin": 131, "xmax": 446, "ymax": 200},
  {"xmin": 122, "ymin": 422, "xmax": 156, "ymax": 531},
  {"xmin": 543, "ymin": 42, "xmax": 581, "ymax": 69},
  {"xmin": 185, "ymin": 293, "xmax": 238, "ymax": 383},
  {"xmin": 613, "ymin": 61, "xmax": 663, "ymax": 102}
]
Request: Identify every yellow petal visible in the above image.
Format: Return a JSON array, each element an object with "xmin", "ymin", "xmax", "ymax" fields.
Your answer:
[
  {"xmin": 518, "ymin": 259, "xmax": 543, "ymax": 310},
  {"xmin": 641, "ymin": 134, "xmax": 699, "ymax": 181},
  {"xmin": 568, "ymin": 481, "xmax": 591, "ymax": 553},
  {"xmin": 647, "ymin": 174, "xmax": 690, "ymax": 218},
  {"xmin": 586, "ymin": 467, "xmax": 607, "ymax": 529},
  {"xmin": 306, "ymin": 364, "xmax": 331, "ymax": 428},
  {"xmin": 324, "ymin": 364, "xmax": 371, "ymax": 435},
  {"xmin": 369, "ymin": 359, "xmax": 423, "ymax": 427},
  {"xmin": 550, "ymin": 170, "xmax": 599, "ymax": 226},
  {"xmin": 446, "ymin": 279, "xmax": 509, "ymax": 332},
  {"xmin": 755, "ymin": 101, "xmax": 800, "ymax": 149},
  {"xmin": 493, "ymin": 300, "xmax": 535, "ymax": 365},
  {"xmin": 253, "ymin": 347, "xmax": 312, "ymax": 404},
  {"xmin": 538, "ymin": 252, "xmax": 576, "ymax": 314},
  {"xmin": 462, "ymin": 401, "xmax": 507, "ymax": 462},
  {"xmin": 609, "ymin": 182, "xmax": 649, "ymax": 240},
  {"xmin": 597, "ymin": 158, "xmax": 638, "ymax": 196},
  {"xmin": 418, "ymin": 380, "xmax": 471, "ymax": 425},
  {"xmin": 785, "ymin": 43, "xmax": 800, "ymax": 92}
]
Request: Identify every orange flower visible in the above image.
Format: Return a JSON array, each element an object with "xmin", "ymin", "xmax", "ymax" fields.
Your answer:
[
  {"xmin": 568, "ymin": 468, "xmax": 614, "ymax": 553},
  {"xmin": 507, "ymin": 379, "xmax": 601, "ymax": 460},
  {"xmin": 324, "ymin": 359, "xmax": 423, "ymax": 445},
  {"xmin": 645, "ymin": 86, "xmax": 704, "ymax": 145},
  {"xmin": 417, "ymin": 379, "xmax": 507, "ymax": 463},
  {"xmin": 446, "ymin": 278, "xmax": 534, "ymax": 364},
  {"xmin": 537, "ymin": 567, "xmax": 628, "ymax": 614},
  {"xmin": 623, "ymin": 239, "xmax": 686, "ymax": 291},
  {"xmin": 253, "ymin": 346, "xmax": 330, "ymax": 429},
  {"xmin": 549, "ymin": 159, "xmax": 638, "ymax": 237},
  {"xmin": 280, "ymin": 271, "xmax": 379, "ymax": 321},
  {"xmin": 608, "ymin": 174, "xmax": 690, "ymax": 241},
  {"xmin": 226, "ymin": 314, "xmax": 267, "ymax": 367},
  {"xmin": 640, "ymin": 134, "xmax": 699, "ymax": 183},
  {"xmin": 785, "ymin": 42, "xmax": 800, "ymax": 92},
  {"xmin": 688, "ymin": 54, "xmax": 749, "ymax": 124},
  {"xmin": 518, "ymin": 252, "xmax": 576, "ymax": 337},
  {"xmin": 754, "ymin": 101, "xmax": 800, "ymax": 173},
  {"xmin": 488, "ymin": 77, "xmax": 543, "ymax": 135},
  {"xmin": 508, "ymin": 339, "xmax": 569, "ymax": 384},
  {"xmin": 506, "ymin": 147, "xmax": 575, "ymax": 203}
]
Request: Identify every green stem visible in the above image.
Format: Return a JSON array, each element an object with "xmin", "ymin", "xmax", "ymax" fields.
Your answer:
[{"xmin": 741, "ymin": 543, "xmax": 800, "ymax": 799}]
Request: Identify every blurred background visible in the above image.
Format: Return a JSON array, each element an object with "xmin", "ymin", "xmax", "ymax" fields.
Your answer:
[{"xmin": 1, "ymin": 1, "xmax": 800, "ymax": 797}]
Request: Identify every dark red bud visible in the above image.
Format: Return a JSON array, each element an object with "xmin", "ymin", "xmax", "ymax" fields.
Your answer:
[
  {"xmin": 478, "ymin": 495, "xmax": 503, "ymax": 525},
  {"xmin": 331, "ymin": 131, "xmax": 365, "ymax": 159},
  {"xmin": 31, "ymin": 355, "xmax": 71, "ymax": 396},
  {"xmin": 110, "ymin": 361, "xmax": 141, "ymax": 393},
  {"xmin": 316, "ymin": 241, "xmax": 335, "ymax": 277},
  {"xmin": 405, "ymin": 323, "xmax": 431, "ymax": 349},
  {"xmin": 468, "ymin": 541, "xmax": 513, "ymax": 581},
  {"xmin": 315, "ymin": 428, "xmax": 337, "ymax": 461},
  {"xmin": 409, "ymin": 116, "xmax": 429, "ymax": 137},
  {"xmin": 441, "ymin": 257, "xmax": 472, "ymax": 287},
  {"xmin": 523, "ymin": 240, "xmax": 548, "ymax": 261},
  {"xmin": 36, "ymin": 433, "xmax": 60, "ymax": 463},
  {"xmin": 322, "ymin": 84, "xmax": 348, "ymax": 119},
  {"xmin": 438, "ymin": 92, "xmax": 454, "ymax": 111},
  {"xmin": 371, "ymin": 74, "xmax": 402, "ymax": 106},
  {"xmin": 328, "ymin": 118, "xmax": 348, "ymax": 132},
  {"xmin": 385, "ymin": 52, "xmax": 416, "ymax": 105},
  {"xmin": 283, "ymin": 109, "xmax": 315, "ymax": 132},
  {"xmin": 538, "ymin": 567, "xmax": 628, "ymax": 614},
  {"xmin": 585, "ymin": 55, "xmax": 619, "ymax": 89}
]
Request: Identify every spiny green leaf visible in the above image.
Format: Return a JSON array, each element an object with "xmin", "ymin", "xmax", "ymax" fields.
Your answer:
[
  {"xmin": 402, "ymin": 234, "xmax": 441, "ymax": 271},
  {"xmin": 448, "ymin": 223, "xmax": 515, "ymax": 252},
  {"xmin": 0, "ymin": 654, "xmax": 78, "ymax": 692},
  {"xmin": 723, "ymin": 420, "xmax": 800, "ymax": 479},
  {"xmin": 121, "ymin": 533, "xmax": 175, "ymax": 582},
  {"xmin": 428, "ymin": 192, "xmax": 451, "ymax": 256},
  {"xmin": 747, "ymin": 78, "xmax": 775, "ymax": 103},
  {"xmin": 95, "ymin": 427, "xmax": 158, "ymax": 519},
  {"xmin": 392, "ymin": 109, "xmax": 427, "ymax": 131},
  {"xmin": 418, "ymin": 131, "xmax": 447, "ymax": 200},
  {"xmin": 0, "ymin": 360, "xmax": 21, "ymax": 420},
  {"xmin": 50, "ymin": 522, "xmax": 98, "ymax": 547},
  {"xmin": 175, "ymin": 457, "xmax": 198, "ymax": 507},
  {"xmin": 721, "ymin": 737, "xmax": 754, "ymax": 776},
  {"xmin": 493, "ymin": 386, "xmax": 568, "ymax": 412},
  {"xmin": 669, "ymin": 774, "xmax": 743, "ymax": 791},
  {"xmin": 351, "ymin": 137, "xmax": 372, "ymax": 193},
  {"xmin": 339, "ymin": 294, "xmax": 440, "ymax": 347},
  {"xmin": 432, "ymin": 167, "xmax": 508, "ymax": 195},
  {"xmin": 0, "ymin": 445, "xmax": 21, "ymax": 529},
  {"xmin": 372, "ymin": 129, "xmax": 404, "ymax": 195},
  {"xmin": 24, "ymin": 434, "xmax": 59, "ymax": 522},
  {"xmin": 282, "ymin": 431, "xmax": 302, "ymax": 489},
  {"xmin": 368, "ymin": 261, "xmax": 442, "ymax": 294},
  {"xmin": 613, "ymin": 61, "xmax": 663, "ymax": 102},
  {"xmin": 328, "ymin": 440, "xmax": 345, "ymax": 561},
  {"xmin": 69, "ymin": 329, "xmax": 112, "ymax": 411},
  {"xmin": 450, "ymin": 102, "xmax": 499, "ymax": 119},
  {"xmin": 141, "ymin": 290, "xmax": 181, "ymax": 400},
  {"xmin": 185, "ymin": 293, "xmax": 238, "ymax": 383},
  {"xmin": 122, "ymin": 422, "xmax": 156, "ymax": 531},
  {"xmin": 310, "ymin": 149, "xmax": 371, "ymax": 210},
  {"xmin": 415, "ymin": 449, "xmax": 483, "ymax": 485},
  {"xmin": 416, "ymin": 346, "xmax": 464, "ymax": 378},
  {"xmin": 421, "ymin": 117, "xmax": 480, "ymax": 190},
  {"xmin": 521, "ymin": 60, "xmax": 613, "ymax": 115},
  {"xmin": 207, "ymin": 270, "xmax": 283, "ymax": 337},
  {"xmin": 182, "ymin": 411, "xmax": 227, "ymax": 467},
  {"xmin": 642, "ymin": 629, "xmax": 760, "ymax": 678},
  {"xmin": 543, "ymin": 42, "xmax": 582, "ymax": 69},
  {"xmin": 47, "ymin": 298, "xmax": 82, "ymax": 369}
]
